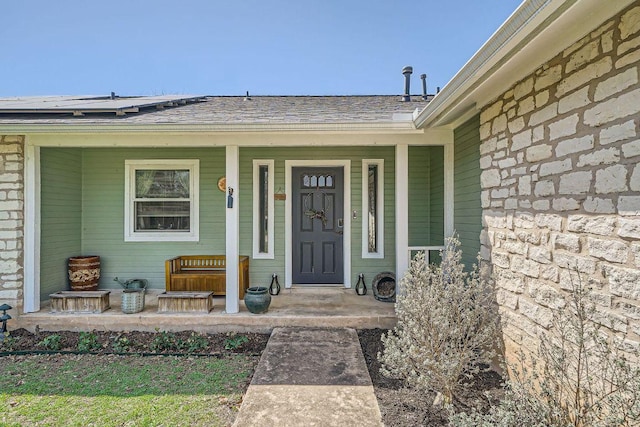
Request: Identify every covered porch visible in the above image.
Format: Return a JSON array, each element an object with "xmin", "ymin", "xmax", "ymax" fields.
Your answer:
[{"xmin": 13, "ymin": 287, "xmax": 397, "ymax": 334}]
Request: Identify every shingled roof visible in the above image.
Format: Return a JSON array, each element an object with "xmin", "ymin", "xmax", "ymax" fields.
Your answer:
[{"xmin": 0, "ymin": 95, "xmax": 431, "ymax": 127}]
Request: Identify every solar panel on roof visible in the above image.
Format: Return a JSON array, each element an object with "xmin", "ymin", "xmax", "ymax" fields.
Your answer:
[{"xmin": 0, "ymin": 95, "xmax": 205, "ymax": 116}]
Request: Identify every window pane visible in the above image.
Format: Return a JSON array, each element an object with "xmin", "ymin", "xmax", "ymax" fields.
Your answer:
[
  {"xmin": 136, "ymin": 170, "xmax": 190, "ymax": 198},
  {"xmin": 258, "ymin": 165, "xmax": 269, "ymax": 253},
  {"xmin": 135, "ymin": 201, "xmax": 190, "ymax": 231},
  {"xmin": 368, "ymin": 165, "xmax": 378, "ymax": 252}
]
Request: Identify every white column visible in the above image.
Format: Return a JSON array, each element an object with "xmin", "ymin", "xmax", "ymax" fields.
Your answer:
[
  {"xmin": 225, "ymin": 145, "xmax": 240, "ymax": 314},
  {"xmin": 444, "ymin": 140, "xmax": 455, "ymax": 238},
  {"xmin": 395, "ymin": 144, "xmax": 409, "ymax": 291},
  {"xmin": 23, "ymin": 142, "xmax": 41, "ymax": 313}
]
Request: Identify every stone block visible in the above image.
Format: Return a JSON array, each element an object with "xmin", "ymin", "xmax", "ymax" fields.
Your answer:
[
  {"xmin": 0, "ymin": 259, "xmax": 19, "ymax": 274},
  {"xmin": 557, "ymin": 57, "xmax": 612, "ymax": 98},
  {"xmin": 508, "ymin": 117, "xmax": 525, "ymax": 134},
  {"xmin": 526, "ymin": 144, "xmax": 552, "ymax": 162},
  {"xmin": 587, "ymin": 237, "xmax": 628, "ymax": 263},
  {"xmin": 539, "ymin": 158, "xmax": 572, "ymax": 177},
  {"xmin": 518, "ymin": 175, "xmax": 531, "ymax": 195},
  {"xmin": 553, "ymin": 252, "xmax": 597, "ymax": 274},
  {"xmin": 620, "ymin": 6, "xmax": 640, "ymax": 40},
  {"xmin": 549, "ymin": 114, "xmax": 579, "ymax": 141},
  {"xmin": 480, "ymin": 137, "xmax": 497, "ymax": 155},
  {"xmin": 584, "ymin": 88, "xmax": 640, "ymax": 127},
  {"xmin": 498, "ymin": 157, "xmax": 517, "ymax": 169},
  {"xmin": 616, "ymin": 301, "xmax": 640, "ymax": 321},
  {"xmin": 553, "ymin": 197, "xmax": 579, "ymax": 211},
  {"xmin": 601, "ymin": 29, "xmax": 614, "ymax": 53},
  {"xmin": 618, "ymin": 217, "xmax": 640, "ymax": 239},
  {"xmin": 518, "ymin": 298, "xmax": 553, "ymax": 329},
  {"xmin": 553, "ymin": 233, "xmax": 581, "ymax": 252},
  {"xmin": 535, "ymin": 90, "xmax": 549, "ymax": 108},
  {"xmin": 555, "ymin": 135, "xmax": 594, "ymax": 157},
  {"xmin": 505, "ymin": 198, "xmax": 518, "ymax": 210},
  {"xmin": 632, "ymin": 243, "xmax": 640, "ymax": 267},
  {"xmin": 492, "ymin": 250, "xmax": 511, "ymax": 269},
  {"xmin": 502, "ymin": 239, "xmax": 527, "ymax": 255},
  {"xmin": 604, "ymin": 264, "xmax": 640, "ymax": 299},
  {"xmin": 595, "ymin": 164, "xmax": 628, "ymax": 193},
  {"xmin": 540, "ymin": 264, "xmax": 559, "ymax": 282},
  {"xmin": 566, "ymin": 39, "xmax": 600, "ymax": 74},
  {"xmin": 622, "ymin": 140, "xmax": 640, "ymax": 158},
  {"xmin": 528, "ymin": 102, "xmax": 558, "ymax": 127},
  {"xmin": 584, "ymin": 196, "xmax": 616, "ymax": 214},
  {"xmin": 511, "ymin": 129, "xmax": 533, "ymax": 151},
  {"xmin": 513, "ymin": 212, "xmax": 535, "ymax": 229},
  {"xmin": 492, "ymin": 188, "xmax": 509, "ymax": 199},
  {"xmin": 528, "ymin": 281, "xmax": 565, "ymax": 309},
  {"xmin": 558, "ymin": 86, "xmax": 590, "ymax": 114},
  {"xmin": 492, "ymin": 114, "xmax": 508, "ymax": 134},
  {"xmin": 533, "ymin": 200, "xmax": 550, "ymax": 210},
  {"xmin": 510, "ymin": 255, "xmax": 540, "ymax": 278},
  {"xmin": 630, "ymin": 164, "xmax": 640, "ymax": 191},
  {"xmin": 535, "ymin": 213, "xmax": 563, "ymax": 231},
  {"xmin": 518, "ymin": 96, "xmax": 535, "ymax": 116},
  {"xmin": 616, "ymin": 48, "xmax": 640, "ymax": 69},
  {"xmin": 480, "ymin": 169, "xmax": 501, "ymax": 188},
  {"xmin": 534, "ymin": 64, "xmax": 562, "ymax": 91},
  {"xmin": 529, "ymin": 246, "xmax": 552, "ymax": 264},
  {"xmin": 619, "ymin": 196, "xmax": 640, "ymax": 216},
  {"xmin": 481, "ymin": 100, "xmax": 503, "ymax": 124},
  {"xmin": 514, "ymin": 77, "xmax": 534, "ymax": 100},
  {"xmin": 594, "ymin": 67, "xmax": 638, "ymax": 102},
  {"xmin": 606, "ymin": 120, "xmax": 637, "ymax": 146},
  {"xmin": 496, "ymin": 289, "xmax": 519, "ymax": 310},
  {"xmin": 533, "ymin": 180, "xmax": 556, "ymax": 197},
  {"xmin": 567, "ymin": 214, "xmax": 616, "ymax": 235},
  {"xmin": 559, "ymin": 171, "xmax": 592, "ymax": 194},
  {"xmin": 480, "ymin": 155, "xmax": 492, "ymax": 169},
  {"xmin": 577, "ymin": 147, "xmax": 619, "ymax": 167}
]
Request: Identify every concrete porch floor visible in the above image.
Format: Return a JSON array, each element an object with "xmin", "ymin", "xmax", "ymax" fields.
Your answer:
[{"xmin": 12, "ymin": 287, "xmax": 397, "ymax": 334}]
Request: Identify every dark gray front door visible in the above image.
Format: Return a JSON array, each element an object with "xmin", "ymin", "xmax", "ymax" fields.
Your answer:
[{"xmin": 292, "ymin": 167, "xmax": 344, "ymax": 284}]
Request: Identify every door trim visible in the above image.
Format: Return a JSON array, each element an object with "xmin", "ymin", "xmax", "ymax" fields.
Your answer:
[{"xmin": 285, "ymin": 160, "xmax": 351, "ymax": 288}]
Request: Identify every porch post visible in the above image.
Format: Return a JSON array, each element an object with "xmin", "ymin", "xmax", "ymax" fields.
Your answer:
[
  {"xmin": 23, "ymin": 142, "xmax": 40, "ymax": 313},
  {"xmin": 444, "ymin": 140, "xmax": 454, "ymax": 238},
  {"xmin": 225, "ymin": 145, "xmax": 240, "ymax": 314},
  {"xmin": 395, "ymin": 144, "xmax": 409, "ymax": 293}
]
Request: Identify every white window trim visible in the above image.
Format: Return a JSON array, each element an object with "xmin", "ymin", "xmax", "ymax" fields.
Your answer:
[
  {"xmin": 252, "ymin": 159, "xmax": 275, "ymax": 259},
  {"xmin": 362, "ymin": 159, "xmax": 384, "ymax": 259},
  {"xmin": 124, "ymin": 159, "xmax": 199, "ymax": 242}
]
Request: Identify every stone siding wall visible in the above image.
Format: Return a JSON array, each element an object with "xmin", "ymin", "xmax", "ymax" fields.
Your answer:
[
  {"xmin": 479, "ymin": 5, "xmax": 640, "ymax": 354},
  {"xmin": 0, "ymin": 135, "xmax": 24, "ymax": 309}
]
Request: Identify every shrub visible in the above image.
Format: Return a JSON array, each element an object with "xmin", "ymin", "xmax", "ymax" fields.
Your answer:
[
  {"xmin": 77, "ymin": 331, "xmax": 101, "ymax": 352},
  {"xmin": 177, "ymin": 332, "xmax": 209, "ymax": 353},
  {"xmin": 150, "ymin": 331, "xmax": 177, "ymax": 352},
  {"xmin": 450, "ymin": 272, "xmax": 640, "ymax": 427},
  {"xmin": 379, "ymin": 235, "xmax": 500, "ymax": 406},
  {"xmin": 224, "ymin": 334, "xmax": 249, "ymax": 351},
  {"xmin": 112, "ymin": 336, "xmax": 133, "ymax": 353},
  {"xmin": 38, "ymin": 334, "xmax": 62, "ymax": 351}
]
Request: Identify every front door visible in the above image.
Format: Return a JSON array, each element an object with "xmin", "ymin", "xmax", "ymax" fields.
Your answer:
[{"xmin": 292, "ymin": 167, "xmax": 344, "ymax": 284}]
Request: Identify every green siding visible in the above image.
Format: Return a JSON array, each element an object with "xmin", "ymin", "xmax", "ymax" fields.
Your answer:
[
  {"xmin": 81, "ymin": 148, "xmax": 226, "ymax": 289},
  {"xmin": 408, "ymin": 146, "xmax": 444, "ymax": 247},
  {"xmin": 239, "ymin": 147, "xmax": 396, "ymax": 289},
  {"xmin": 40, "ymin": 148, "xmax": 82, "ymax": 299},
  {"xmin": 454, "ymin": 115, "xmax": 482, "ymax": 270}
]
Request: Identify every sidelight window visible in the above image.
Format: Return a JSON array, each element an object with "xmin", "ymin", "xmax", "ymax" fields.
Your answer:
[
  {"xmin": 253, "ymin": 159, "xmax": 274, "ymax": 258},
  {"xmin": 362, "ymin": 159, "xmax": 384, "ymax": 258}
]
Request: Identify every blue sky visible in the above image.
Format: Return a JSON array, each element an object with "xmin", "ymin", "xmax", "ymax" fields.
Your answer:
[{"xmin": 1, "ymin": 1, "xmax": 522, "ymax": 97}]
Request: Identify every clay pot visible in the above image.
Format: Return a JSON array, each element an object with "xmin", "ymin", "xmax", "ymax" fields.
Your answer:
[
  {"xmin": 68, "ymin": 256, "xmax": 100, "ymax": 291},
  {"xmin": 244, "ymin": 286, "xmax": 271, "ymax": 314}
]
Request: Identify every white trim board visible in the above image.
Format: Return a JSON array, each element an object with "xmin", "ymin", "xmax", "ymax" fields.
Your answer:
[{"xmin": 284, "ymin": 160, "xmax": 351, "ymax": 289}]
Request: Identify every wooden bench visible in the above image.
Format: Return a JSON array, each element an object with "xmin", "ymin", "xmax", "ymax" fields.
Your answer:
[{"xmin": 165, "ymin": 255, "xmax": 249, "ymax": 299}]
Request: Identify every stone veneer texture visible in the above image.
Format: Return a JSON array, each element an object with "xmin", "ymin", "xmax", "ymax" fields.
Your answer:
[
  {"xmin": 0, "ymin": 135, "xmax": 24, "ymax": 307},
  {"xmin": 479, "ymin": 5, "xmax": 640, "ymax": 354}
]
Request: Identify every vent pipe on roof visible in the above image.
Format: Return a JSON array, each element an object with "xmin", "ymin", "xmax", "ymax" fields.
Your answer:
[
  {"xmin": 420, "ymin": 74, "xmax": 427, "ymax": 100},
  {"xmin": 244, "ymin": 91, "xmax": 251, "ymax": 101},
  {"xmin": 402, "ymin": 66, "xmax": 413, "ymax": 102},
  {"xmin": 110, "ymin": 92, "xmax": 116, "ymax": 100}
]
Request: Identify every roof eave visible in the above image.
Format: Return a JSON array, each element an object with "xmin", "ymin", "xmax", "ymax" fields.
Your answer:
[
  {"xmin": 0, "ymin": 121, "xmax": 420, "ymax": 135},
  {"xmin": 414, "ymin": 0, "xmax": 636, "ymax": 129}
]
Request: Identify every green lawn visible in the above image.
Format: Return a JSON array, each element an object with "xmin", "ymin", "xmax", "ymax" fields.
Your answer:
[{"xmin": 0, "ymin": 353, "xmax": 257, "ymax": 427}]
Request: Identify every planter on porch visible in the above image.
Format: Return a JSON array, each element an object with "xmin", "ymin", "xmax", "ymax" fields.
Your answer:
[
  {"xmin": 244, "ymin": 286, "xmax": 271, "ymax": 314},
  {"xmin": 372, "ymin": 272, "xmax": 396, "ymax": 303},
  {"xmin": 68, "ymin": 256, "xmax": 101, "ymax": 291}
]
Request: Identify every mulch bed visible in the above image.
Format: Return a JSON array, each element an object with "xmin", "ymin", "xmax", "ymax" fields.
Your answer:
[
  {"xmin": 1, "ymin": 328, "xmax": 269, "ymax": 355},
  {"xmin": 358, "ymin": 329, "xmax": 504, "ymax": 427}
]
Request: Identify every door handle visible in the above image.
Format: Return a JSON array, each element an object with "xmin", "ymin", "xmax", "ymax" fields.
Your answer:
[{"xmin": 338, "ymin": 218, "xmax": 343, "ymax": 228}]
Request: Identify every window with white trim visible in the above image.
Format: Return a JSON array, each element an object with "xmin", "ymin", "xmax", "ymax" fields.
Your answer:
[
  {"xmin": 253, "ymin": 160, "xmax": 274, "ymax": 258},
  {"xmin": 362, "ymin": 159, "xmax": 384, "ymax": 258},
  {"xmin": 124, "ymin": 159, "xmax": 199, "ymax": 242}
]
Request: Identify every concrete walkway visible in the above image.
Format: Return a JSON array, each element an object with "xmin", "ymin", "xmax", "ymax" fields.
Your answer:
[{"xmin": 233, "ymin": 328, "xmax": 383, "ymax": 427}]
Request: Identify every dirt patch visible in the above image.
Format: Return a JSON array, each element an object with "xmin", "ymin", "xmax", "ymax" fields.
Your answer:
[{"xmin": 358, "ymin": 329, "xmax": 504, "ymax": 427}]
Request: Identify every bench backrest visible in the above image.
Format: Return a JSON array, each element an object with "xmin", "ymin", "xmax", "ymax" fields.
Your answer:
[{"xmin": 167, "ymin": 255, "xmax": 249, "ymax": 273}]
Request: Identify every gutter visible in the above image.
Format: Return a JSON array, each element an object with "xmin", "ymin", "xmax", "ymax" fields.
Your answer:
[
  {"xmin": 0, "ymin": 121, "xmax": 420, "ymax": 135},
  {"xmin": 413, "ymin": 0, "xmax": 570, "ymax": 129}
]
